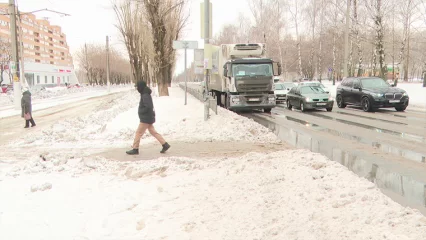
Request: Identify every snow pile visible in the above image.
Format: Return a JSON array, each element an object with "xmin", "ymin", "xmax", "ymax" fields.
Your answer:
[
  {"xmin": 7, "ymin": 90, "xmax": 139, "ymax": 147},
  {"xmin": 1, "ymin": 150, "xmax": 425, "ymax": 240},
  {"xmin": 7, "ymin": 87, "xmax": 278, "ymax": 148},
  {"xmin": 103, "ymin": 88, "xmax": 279, "ymax": 144}
]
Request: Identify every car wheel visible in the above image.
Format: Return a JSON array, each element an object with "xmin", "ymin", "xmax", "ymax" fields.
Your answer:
[
  {"xmin": 395, "ymin": 106, "xmax": 407, "ymax": 112},
  {"xmin": 361, "ymin": 97, "xmax": 372, "ymax": 112},
  {"xmin": 300, "ymin": 101, "xmax": 305, "ymax": 112},
  {"xmin": 287, "ymin": 100, "xmax": 292, "ymax": 110},
  {"xmin": 336, "ymin": 95, "xmax": 346, "ymax": 108},
  {"xmin": 326, "ymin": 107, "xmax": 333, "ymax": 112}
]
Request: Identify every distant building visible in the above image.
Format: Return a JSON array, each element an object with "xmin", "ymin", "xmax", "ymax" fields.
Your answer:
[{"xmin": 0, "ymin": 3, "xmax": 78, "ymax": 86}]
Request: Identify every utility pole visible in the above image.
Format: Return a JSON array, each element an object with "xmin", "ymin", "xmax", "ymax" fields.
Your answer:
[
  {"xmin": 184, "ymin": 43, "xmax": 188, "ymax": 105},
  {"xmin": 18, "ymin": 10, "xmax": 26, "ymax": 87},
  {"xmin": 203, "ymin": 0, "xmax": 210, "ymax": 121},
  {"xmin": 106, "ymin": 36, "xmax": 110, "ymax": 92},
  {"xmin": 9, "ymin": 0, "xmax": 21, "ymax": 110},
  {"xmin": 343, "ymin": 0, "xmax": 350, "ymax": 79}
]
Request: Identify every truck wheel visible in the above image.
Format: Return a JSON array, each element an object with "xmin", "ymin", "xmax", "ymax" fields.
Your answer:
[{"xmin": 264, "ymin": 108, "xmax": 272, "ymax": 113}]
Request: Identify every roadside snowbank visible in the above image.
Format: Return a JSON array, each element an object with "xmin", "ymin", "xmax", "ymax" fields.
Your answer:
[
  {"xmin": 7, "ymin": 87, "xmax": 278, "ymax": 148},
  {"xmin": 1, "ymin": 150, "xmax": 425, "ymax": 240},
  {"xmin": 103, "ymin": 88, "xmax": 279, "ymax": 145}
]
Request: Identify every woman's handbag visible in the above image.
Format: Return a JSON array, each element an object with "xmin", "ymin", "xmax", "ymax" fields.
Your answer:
[{"xmin": 24, "ymin": 113, "xmax": 31, "ymax": 120}]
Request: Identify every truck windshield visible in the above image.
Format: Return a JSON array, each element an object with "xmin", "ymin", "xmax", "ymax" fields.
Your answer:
[{"xmin": 232, "ymin": 63, "xmax": 273, "ymax": 77}]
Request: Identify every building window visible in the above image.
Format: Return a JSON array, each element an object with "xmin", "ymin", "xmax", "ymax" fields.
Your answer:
[
  {"xmin": 51, "ymin": 76, "xmax": 54, "ymax": 83},
  {"xmin": 49, "ymin": 49, "xmax": 53, "ymax": 54},
  {"xmin": 50, "ymin": 61, "xmax": 54, "ymax": 64},
  {"xmin": 36, "ymin": 75, "xmax": 40, "ymax": 84},
  {"xmin": 35, "ymin": 59, "xmax": 40, "ymax": 63},
  {"xmin": 44, "ymin": 76, "xmax": 47, "ymax": 83},
  {"xmin": 35, "ymin": 52, "xmax": 40, "ymax": 56},
  {"xmin": 35, "ymin": 46, "xmax": 40, "ymax": 50},
  {"xmin": 34, "ymin": 32, "xmax": 39, "ymax": 37}
]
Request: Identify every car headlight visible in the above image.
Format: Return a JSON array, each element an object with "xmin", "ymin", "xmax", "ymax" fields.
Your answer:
[
  {"xmin": 402, "ymin": 92, "xmax": 408, "ymax": 97},
  {"xmin": 305, "ymin": 97, "xmax": 312, "ymax": 102},
  {"xmin": 328, "ymin": 96, "xmax": 334, "ymax": 101},
  {"xmin": 375, "ymin": 93, "xmax": 384, "ymax": 98}
]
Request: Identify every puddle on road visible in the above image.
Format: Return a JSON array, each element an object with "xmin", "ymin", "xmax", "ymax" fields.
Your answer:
[{"xmin": 308, "ymin": 112, "xmax": 425, "ymax": 143}]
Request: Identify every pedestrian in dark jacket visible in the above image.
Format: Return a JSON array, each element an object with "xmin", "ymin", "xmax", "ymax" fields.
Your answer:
[
  {"xmin": 21, "ymin": 88, "xmax": 36, "ymax": 128},
  {"xmin": 126, "ymin": 80, "xmax": 170, "ymax": 155}
]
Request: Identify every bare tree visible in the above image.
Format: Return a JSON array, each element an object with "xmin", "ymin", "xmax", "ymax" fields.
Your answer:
[
  {"xmin": 114, "ymin": 0, "xmax": 154, "ymax": 86},
  {"xmin": 75, "ymin": 43, "xmax": 131, "ymax": 85},
  {"xmin": 0, "ymin": 38, "xmax": 11, "ymax": 85},
  {"xmin": 289, "ymin": 0, "xmax": 304, "ymax": 79}
]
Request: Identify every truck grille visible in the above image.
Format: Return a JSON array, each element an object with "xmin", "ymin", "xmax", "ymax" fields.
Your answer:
[
  {"xmin": 385, "ymin": 93, "xmax": 403, "ymax": 100},
  {"xmin": 237, "ymin": 84, "xmax": 270, "ymax": 92}
]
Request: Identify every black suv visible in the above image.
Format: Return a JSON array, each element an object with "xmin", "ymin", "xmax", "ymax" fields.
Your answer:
[{"xmin": 336, "ymin": 77, "xmax": 409, "ymax": 112}]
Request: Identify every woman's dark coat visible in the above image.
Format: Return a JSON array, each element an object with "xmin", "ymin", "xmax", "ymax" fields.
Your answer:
[
  {"xmin": 21, "ymin": 91, "xmax": 32, "ymax": 118},
  {"xmin": 136, "ymin": 81, "xmax": 155, "ymax": 124}
]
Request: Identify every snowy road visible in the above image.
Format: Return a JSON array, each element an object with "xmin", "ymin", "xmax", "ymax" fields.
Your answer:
[{"xmin": 0, "ymin": 86, "xmax": 132, "ymax": 119}]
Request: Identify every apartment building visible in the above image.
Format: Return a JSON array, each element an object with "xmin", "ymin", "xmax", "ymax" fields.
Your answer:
[{"xmin": 0, "ymin": 3, "xmax": 78, "ymax": 86}]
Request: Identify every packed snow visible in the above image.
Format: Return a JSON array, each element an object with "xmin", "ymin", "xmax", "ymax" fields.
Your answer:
[{"xmin": 1, "ymin": 87, "xmax": 425, "ymax": 240}]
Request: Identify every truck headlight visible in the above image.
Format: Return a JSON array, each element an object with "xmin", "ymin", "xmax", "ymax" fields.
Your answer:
[
  {"xmin": 232, "ymin": 97, "xmax": 240, "ymax": 103},
  {"xmin": 268, "ymin": 97, "xmax": 275, "ymax": 101}
]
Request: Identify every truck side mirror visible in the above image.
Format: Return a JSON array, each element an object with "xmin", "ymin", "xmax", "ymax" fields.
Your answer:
[{"xmin": 273, "ymin": 62, "xmax": 282, "ymax": 76}]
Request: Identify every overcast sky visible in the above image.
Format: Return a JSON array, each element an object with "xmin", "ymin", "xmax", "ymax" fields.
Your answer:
[{"xmin": 9, "ymin": 0, "xmax": 251, "ymax": 76}]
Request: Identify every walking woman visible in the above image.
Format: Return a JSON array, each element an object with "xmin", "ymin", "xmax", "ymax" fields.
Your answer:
[
  {"xmin": 21, "ymin": 88, "xmax": 36, "ymax": 128},
  {"xmin": 126, "ymin": 80, "xmax": 170, "ymax": 155}
]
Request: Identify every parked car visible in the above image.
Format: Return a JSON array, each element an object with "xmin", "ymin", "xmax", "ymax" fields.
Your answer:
[
  {"xmin": 336, "ymin": 77, "xmax": 409, "ymax": 112},
  {"xmin": 298, "ymin": 81, "xmax": 330, "ymax": 93},
  {"xmin": 274, "ymin": 82, "xmax": 296, "ymax": 103},
  {"xmin": 286, "ymin": 85, "xmax": 334, "ymax": 112}
]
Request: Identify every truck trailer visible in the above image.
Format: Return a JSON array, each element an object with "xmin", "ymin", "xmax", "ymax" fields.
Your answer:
[{"xmin": 209, "ymin": 43, "xmax": 281, "ymax": 113}]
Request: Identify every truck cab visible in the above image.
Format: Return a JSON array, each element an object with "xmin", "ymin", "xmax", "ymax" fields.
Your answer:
[{"xmin": 210, "ymin": 43, "xmax": 281, "ymax": 113}]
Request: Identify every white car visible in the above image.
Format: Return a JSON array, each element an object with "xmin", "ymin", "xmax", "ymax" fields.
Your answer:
[
  {"xmin": 298, "ymin": 81, "xmax": 330, "ymax": 94},
  {"xmin": 274, "ymin": 82, "xmax": 296, "ymax": 103}
]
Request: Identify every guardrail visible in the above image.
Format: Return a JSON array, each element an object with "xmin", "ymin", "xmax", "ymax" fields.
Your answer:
[{"xmin": 178, "ymin": 82, "xmax": 217, "ymax": 115}]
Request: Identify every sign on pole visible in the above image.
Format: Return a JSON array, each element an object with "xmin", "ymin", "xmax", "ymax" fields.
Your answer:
[
  {"xmin": 173, "ymin": 40, "xmax": 199, "ymax": 105},
  {"xmin": 194, "ymin": 49, "xmax": 204, "ymax": 75}
]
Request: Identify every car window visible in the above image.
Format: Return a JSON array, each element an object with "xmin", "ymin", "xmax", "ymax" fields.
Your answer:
[
  {"xmin": 283, "ymin": 83, "xmax": 295, "ymax": 88},
  {"xmin": 360, "ymin": 78, "xmax": 390, "ymax": 88},
  {"xmin": 353, "ymin": 79, "xmax": 361, "ymax": 89},
  {"xmin": 300, "ymin": 86, "xmax": 326, "ymax": 94},
  {"xmin": 274, "ymin": 84, "xmax": 285, "ymax": 90},
  {"xmin": 344, "ymin": 79, "xmax": 353, "ymax": 88}
]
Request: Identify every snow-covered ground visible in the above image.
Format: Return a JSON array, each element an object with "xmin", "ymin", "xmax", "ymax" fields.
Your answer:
[
  {"xmin": 1, "ymin": 87, "xmax": 425, "ymax": 240},
  {"xmin": 0, "ymin": 85, "xmax": 132, "ymax": 118},
  {"xmin": 322, "ymin": 81, "xmax": 426, "ymax": 110}
]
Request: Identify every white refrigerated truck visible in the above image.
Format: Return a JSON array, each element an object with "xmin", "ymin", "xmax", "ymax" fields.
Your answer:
[{"xmin": 208, "ymin": 43, "xmax": 281, "ymax": 112}]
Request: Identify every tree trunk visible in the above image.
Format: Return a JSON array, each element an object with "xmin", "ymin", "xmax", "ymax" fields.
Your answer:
[
  {"xmin": 332, "ymin": 33, "xmax": 337, "ymax": 85},
  {"xmin": 349, "ymin": 40, "xmax": 354, "ymax": 77}
]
